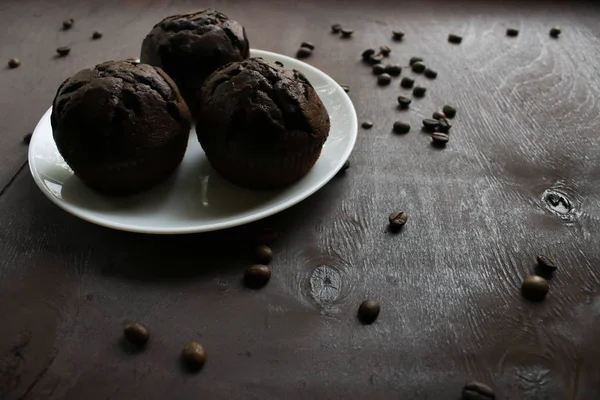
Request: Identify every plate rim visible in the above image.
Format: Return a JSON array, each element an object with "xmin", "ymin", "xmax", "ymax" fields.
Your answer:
[{"xmin": 28, "ymin": 49, "xmax": 358, "ymax": 234}]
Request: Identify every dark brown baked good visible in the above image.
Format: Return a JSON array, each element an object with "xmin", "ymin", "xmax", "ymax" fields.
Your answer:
[
  {"xmin": 195, "ymin": 58, "xmax": 330, "ymax": 189},
  {"xmin": 51, "ymin": 60, "xmax": 191, "ymax": 195},
  {"xmin": 140, "ymin": 9, "xmax": 250, "ymax": 113}
]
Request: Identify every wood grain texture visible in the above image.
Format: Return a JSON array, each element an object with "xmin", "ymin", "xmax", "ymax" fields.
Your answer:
[{"xmin": 1, "ymin": 0, "xmax": 600, "ymax": 399}]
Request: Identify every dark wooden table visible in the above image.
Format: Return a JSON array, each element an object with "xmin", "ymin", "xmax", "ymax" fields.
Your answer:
[{"xmin": 2, "ymin": 0, "xmax": 600, "ymax": 399}]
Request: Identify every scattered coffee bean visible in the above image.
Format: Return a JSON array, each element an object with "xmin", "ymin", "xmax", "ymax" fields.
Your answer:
[
  {"xmin": 372, "ymin": 64, "xmax": 385, "ymax": 75},
  {"xmin": 62, "ymin": 18, "xmax": 74, "ymax": 30},
  {"xmin": 384, "ymin": 64, "xmax": 402, "ymax": 76},
  {"xmin": 393, "ymin": 121, "xmax": 411, "ymax": 134},
  {"xmin": 397, "ymin": 96, "xmax": 412, "ymax": 109},
  {"xmin": 462, "ymin": 381, "xmax": 495, "ymax": 400},
  {"xmin": 123, "ymin": 321, "xmax": 149, "ymax": 346},
  {"xmin": 340, "ymin": 159, "xmax": 350, "ymax": 172},
  {"xmin": 536, "ymin": 255, "xmax": 557, "ymax": 272},
  {"xmin": 424, "ymin": 68, "xmax": 437, "ymax": 79},
  {"xmin": 255, "ymin": 228, "xmax": 278, "ymax": 244},
  {"xmin": 413, "ymin": 86, "xmax": 427, "ymax": 97},
  {"xmin": 274, "ymin": 61, "xmax": 284, "ymax": 67},
  {"xmin": 301, "ymin": 41, "xmax": 315, "ymax": 50},
  {"xmin": 379, "ymin": 45, "xmax": 391, "ymax": 56},
  {"xmin": 341, "ymin": 29, "xmax": 354, "ymax": 38},
  {"xmin": 550, "ymin": 27, "xmax": 562, "ymax": 38},
  {"xmin": 296, "ymin": 47, "xmax": 312, "ymax": 59},
  {"xmin": 56, "ymin": 46, "xmax": 71, "ymax": 57},
  {"xmin": 448, "ymin": 34, "xmax": 463, "ymax": 44},
  {"xmin": 392, "ymin": 30, "xmax": 405, "ymax": 41},
  {"xmin": 181, "ymin": 340, "xmax": 207, "ymax": 371},
  {"xmin": 506, "ymin": 28, "xmax": 519, "ymax": 37},
  {"xmin": 432, "ymin": 132, "xmax": 450, "ymax": 145},
  {"xmin": 362, "ymin": 48, "xmax": 376, "ymax": 61},
  {"xmin": 369, "ymin": 54, "xmax": 384, "ymax": 64},
  {"xmin": 388, "ymin": 210, "xmax": 408, "ymax": 228},
  {"xmin": 422, "ymin": 118, "xmax": 440, "ymax": 131},
  {"xmin": 409, "ymin": 57, "xmax": 423, "ymax": 66},
  {"xmin": 400, "ymin": 77, "xmax": 414, "ymax": 89},
  {"xmin": 331, "ymin": 24, "xmax": 342, "ymax": 33},
  {"xmin": 442, "ymin": 105, "xmax": 457, "ymax": 118},
  {"xmin": 254, "ymin": 244, "xmax": 273, "ymax": 264},
  {"xmin": 340, "ymin": 84, "xmax": 350, "ymax": 93},
  {"xmin": 437, "ymin": 118, "xmax": 452, "ymax": 133},
  {"xmin": 23, "ymin": 133, "xmax": 32, "ymax": 144},
  {"xmin": 521, "ymin": 275, "xmax": 549, "ymax": 301},
  {"xmin": 432, "ymin": 111, "xmax": 445, "ymax": 120},
  {"xmin": 411, "ymin": 61, "xmax": 426, "ymax": 73},
  {"xmin": 358, "ymin": 300, "xmax": 380, "ymax": 324},
  {"xmin": 92, "ymin": 31, "xmax": 103, "ymax": 40},
  {"xmin": 8, "ymin": 58, "xmax": 20, "ymax": 69},
  {"xmin": 244, "ymin": 264, "xmax": 271, "ymax": 289},
  {"xmin": 362, "ymin": 121, "xmax": 374, "ymax": 129},
  {"xmin": 377, "ymin": 73, "xmax": 392, "ymax": 86}
]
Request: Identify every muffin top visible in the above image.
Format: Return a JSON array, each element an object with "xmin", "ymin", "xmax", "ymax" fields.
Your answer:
[
  {"xmin": 196, "ymin": 58, "xmax": 330, "ymax": 155},
  {"xmin": 51, "ymin": 60, "xmax": 191, "ymax": 168},
  {"xmin": 140, "ymin": 9, "xmax": 250, "ymax": 100}
]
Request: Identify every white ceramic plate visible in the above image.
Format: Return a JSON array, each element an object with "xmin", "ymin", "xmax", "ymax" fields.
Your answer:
[{"xmin": 28, "ymin": 49, "xmax": 357, "ymax": 234}]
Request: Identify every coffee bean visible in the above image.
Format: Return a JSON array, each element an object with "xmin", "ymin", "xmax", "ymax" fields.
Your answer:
[
  {"xmin": 56, "ymin": 46, "xmax": 71, "ymax": 57},
  {"xmin": 388, "ymin": 210, "xmax": 408, "ymax": 228},
  {"xmin": 274, "ymin": 61, "xmax": 284, "ymax": 67},
  {"xmin": 521, "ymin": 275, "xmax": 549, "ymax": 301},
  {"xmin": 181, "ymin": 340, "xmax": 207, "ymax": 371},
  {"xmin": 62, "ymin": 18, "xmax": 74, "ymax": 30},
  {"xmin": 331, "ymin": 24, "xmax": 342, "ymax": 34},
  {"xmin": 377, "ymin": 73, "xmax": 392, "ymax": 86},
  {"xmin": 23, "ymin": 133, "xmax": 32, "ymax": 144},
  {"xmin": 369, "ymin": 54, "xmax": 384, "ymax": 64},
  {"xmin": 506, "ymin": 28, "xmax": 519, "ymax": 37},
  {"xmin": 536, "ymin": 255, "xmax": 557, "ymax": 272},
  {"xmin": 432, "ymin": 132, "xmax": 449, "ymax": 145},
  {"xmin": 8, "ymin": 58, "xmax": 20, "ymax": 69},
  {"xmin": 413, "ymin": 86, "xmax": 427, "ymax": 97},
  {"xmin": 462, "ymin": 381, "xmax": 495, "ymax": 400},
  {"xmin": 384, "ymin": 64, "xmax": 402, "ymax": 76},
  {"xmin": 254, "ymin": 244, "xmax": 273, "ymax": 264},
  {"xmin": 448, "ymin": 34, "xmax": 463, "ymax": 44},
  {"xmin": 123, "ymin": 321, "xmax": 149, "ymax": 346},
  {"xmin": 550, "ymin": 27, "xmax": 562, "ymax": 38},
  {"xmin": 392, "ymin": 30, "xmax": 405, "ymax": 41},
  {"xmin": 362, "ymin": 48, "xmax": 376, "ymax": 61},
  {"xmin": 362, "ymin": 121, "xmax": 374, "ymax": 129},
  {"xmin": 341, "ymin": 29, "xmax": 354, "ymax": 38},
  {"xmin": 393, "ymin": 121, "xmax": 410, "ymax": 134},
  {"xmin": 400, "ymin": 77, "xmax": 414, "ymax": 89},
  {"xmin": 424, "ymin": 68, "xmax": 437, "ymax": 79},
  {"xmin": 411, "ymin": 61, "xmax": 426, "ymax": 73},
  {"xmin": 358, "ymin": 300, "xmax": 380, "ymax": 324},
  {"xmin": 437, "ymin": 118, "xmax": 452, "ymax": 133},
  {"xmin": 92, "ymin": 31, "xmax": 103, "ymax": 40},
  {"xmin": 397, "ymin": 96, "xmax": 412, "ymax": 109},
  {"xmin": 442, "ymin": 105, "xmax": 457, "ymax": 118},
  {"xmin": 409, "ymin": 57, "xmax": 423, "ymax": 66},
  {"xmin": 340, "ymin": 84, "xmax": 350, "ymax": 93},
  {"xmin": 432, "ymin": 111, "xmax": 445, "ymax": 120},
  {"xmin": 372, "ymin": 64, "xmax": 385, "ymax": 75},
  {"xmin": 244, "ymin": 264, "xmax": 271, "ymax": 289},
  {"xmin": 255, "ymin": 228, "xmax": 278, "ymax": 244},
  {"xmin": 379, "ymin": 45, "xmax": 391, "ymax": 56},
  {"xmin": 296, "ymin": 47, "xmax": 312, "ymax": 58},
  {"xmin": 301, "ymin": 41, "xmax": 315, "ymax": 50},
  {"xmin": 422, "ymin": 118, "xmax": 440, "ymax": 131}
]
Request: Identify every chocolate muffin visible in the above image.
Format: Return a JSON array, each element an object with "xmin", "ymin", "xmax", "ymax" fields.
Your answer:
[
  {"xmin": 195, "ymin": 58, "xmax": 330, "ymax": 189},
  {"xmin": 140, "ymin": 9, "xmax": 250, "ymax": 112},
  {"xmin": 51, "ymin": 60, "xmax": 191, "ymax": 195}
]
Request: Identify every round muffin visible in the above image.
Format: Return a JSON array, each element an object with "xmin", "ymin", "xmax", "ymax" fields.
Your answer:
[
  {"xmin": 140, "ymin": 9, "xmax": 250, "ymax": 112},
  {"xmin": 195, "ymin": 58, "xmax": 330, "ymax": 189},
  {"xmin": 51, "ymin": 60, "xmax": 191, "ymax": 195}
]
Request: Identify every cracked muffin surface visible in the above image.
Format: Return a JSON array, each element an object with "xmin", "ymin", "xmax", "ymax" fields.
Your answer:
[
  {"xmin": 195, "ymin": 58, "xmax": 330, "ymax": 189},
  {"xmin": 51, "ymin": 60, "xmax": 191, "ymax": 195},
  {"xmin": 140, "ymin": 9, "xmax": 250, "ymax": 113}
]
